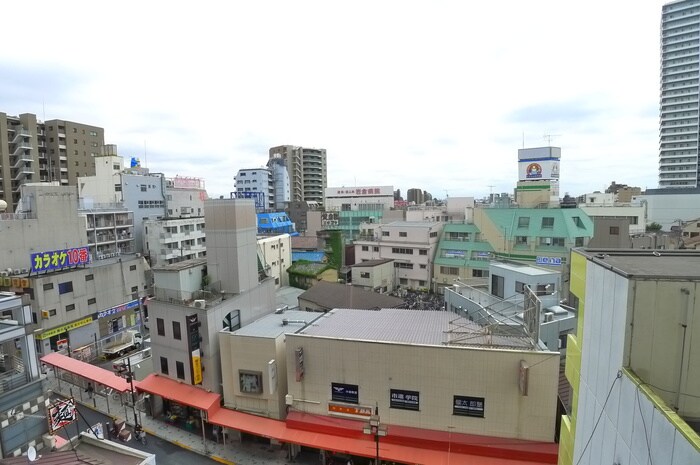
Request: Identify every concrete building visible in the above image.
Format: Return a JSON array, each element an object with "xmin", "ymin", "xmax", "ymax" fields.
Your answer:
[
  {"xmin": 349, "ymin": 259, "xmax": 394, "ymax": 293},
  {"xmin": 0, "ymin": 185, "xmax": 148, "ymax": 357},
  {"xmin": 433, "ymin": 223, "xmax": 493, "ymax": 292},
  {"xmin": 286, "ymin": 200, "xmax": 322, "ymax": 236},
  {"xmin": 267, "ymin": 155, "xmax": 291, "ymax": 210},
  {"xmin": 268, "ymin": 146, "xmax": 327, "ymax": 204},
  {"xmin": 297, "ymin": 281, "xmax": 404, "ymax": 311},
  {"xmin": 165, "ymin": 175, "xmax": 207, "ymax": 219},
  {"xmin": 406, "ymin": 188, "xmax": 424, "ymax": 205},
  {"xmin": 234, "ymin": 168, "xmax": 274, "ymax": 210},
  {"xmin": 0, "ymin": 112, "xmax": 104, "ymax": 212},
  {"xmin": 145, "ymin": 199, "xmax": 276, "ymax": 395},
  {"xmin": 354, "ymin": 221, "xmax": 443, "ymax": 291},
  {"xmin": 633, "ymin": 186, "xmax": 700, "ymax": 230},
  {"xmin": 257, "ymin": 234, "xmax": 291, "ymax": 288},
  {"xmin": 285, "ymin": 308, "xmax": 560, "ymax": 440},
  {"xmin": 577, "ymin": 192, "xmax": 646, "ymax": 235},
  {"xmin": 515, "ymin": 147, "xmax": 561, "ymax": 208},
  {"xmin": 324, "ymin": 185, "xmax": 394, "ymax": 212},
  {"xmin": 660, "ymin": 0, "xmax": 700, "ymax": 188},
  {"xmin": 0, "ymin": 293, "xmax": 45, "ymax": 459},
  {"xmin": 143, "ymin": 216, "xmax": 206, "ymax": 266},
  {"xmin": 559, "ymin": 249, "xmax": 700, "ymax": 465}
]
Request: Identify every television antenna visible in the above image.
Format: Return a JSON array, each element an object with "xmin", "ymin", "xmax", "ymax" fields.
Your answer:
[{"xmin": 543, "ymin": 134, "xmax": 561, "ymax": 145}]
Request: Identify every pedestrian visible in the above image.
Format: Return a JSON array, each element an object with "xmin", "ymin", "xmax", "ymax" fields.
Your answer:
[
  {"xmin": 212, "ymin": 425, "xmax": 219, "ymax": 444},
  {"xmin": 85, "ymin": 382, "xmax": 94, "ymax": 399}
]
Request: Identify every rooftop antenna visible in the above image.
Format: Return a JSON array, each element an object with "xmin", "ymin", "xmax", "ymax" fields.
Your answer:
[
  {"xmin": 543, "ymin": 134, "xmax": 561, "ymax": 145},
  {"xmin": 522, "ymin": 131, "xmax": 525, "ymax": 149}
]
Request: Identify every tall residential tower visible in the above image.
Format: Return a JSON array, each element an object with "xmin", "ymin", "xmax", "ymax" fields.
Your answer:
[
  {"xmin": 660, "ymin": 0, "xmax": 700, "ymax": 188},
  {"xmin": 268, "ymin": 145, "xmax": 327, "ymax": 204}
]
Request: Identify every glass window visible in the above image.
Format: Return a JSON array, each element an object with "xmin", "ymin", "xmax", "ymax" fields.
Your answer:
[
  {"xmin": 491, "ymin": 274, "xmax": 504, "ymax": 298},
  {"xmin": 382, "ymin": 231, "xmax": 390, "ymax": 237},
  {"xmin": 88, "ymin": 298, "xmax": 96, "ymax": 305},
  {"xmin": 173, "ymin": 321, "xmax": 181, "ymax": 340},
  {"xmin": 542, "ymin": 217, "xmax": 554, "ymax": 228},
  {"xmin": 130, "ymin": 265, "xmax": 137, "ymax": 271},
  {"xmin": 360, "ymin": 272, "xmax": 370, "ymax": 278},
  {"xmin": 58, "ymin": 281, "xmax": 73, "ymax": 295},
  {"xmin": 575, "ymin": 237, "xmax": 584, "ymax": 247},
  {"xmin": 43, "ymin": 283, "xmax": 54, "ymax": 291},
  {"xmin": 85, "ymin": 274, "xmax": 94, "ymax": 281},
  {"xmin": 572, "ymin": 216, "xmax": 584, "ymax": 228},
  {"xmin": 609, "ymin": 226, "xmax": 620, "ymax": 235},
  {"xmin": 66, "ymin": 304, "xmax": 75, "ymax": 311},
  {"xmin": 361, "ymin": 246, "xmax": 369, "ymax": 251},
  {"xmin": 399, "ymin": 232, "xmax": 407, "ymax": 237},
  {"xmin": 176, "ymin": 361, "xmax": 185, "ymax": 379},
  {"xmin": 160, "ymin": 357, "xmax": 169, "ymax": 375},
  {"xmin": 518, "ymin": 217, "xmax": 530, "ymax": 228},
  {"xmin": 516, "ymin": 236, "xmax": 528, "ymax": 245},
  {"xmin": 419, "ymin": 250, "xmax": 427, "ymax": 255},
  {"xmin": 157, "ymin": 318, "xmax": 165, "ymax": 336}
]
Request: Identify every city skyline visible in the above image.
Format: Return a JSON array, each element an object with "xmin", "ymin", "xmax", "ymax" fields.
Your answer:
[{"xmin": 0, "ymin": 0, "xmax": 668, "ymax": 200}]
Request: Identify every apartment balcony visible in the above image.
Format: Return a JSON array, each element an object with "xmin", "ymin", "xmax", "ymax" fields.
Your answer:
[
  {"xmin": 58, "ymin": 132, "xmax": 66, "ymax": 138},
  {"xmin": 0, "ymin": 355, "xmax": 31, "ymax": 394},
  {"xmin": 10, "ymin": 155, "xmax": 33, "ymax": 169},
  {"xmin": 11, "ymin": 130, "xmax": 32, "ymax": 144},
  {"xmin": 94, "ymin": 221, "xmax": 116, "ymax": 229}
]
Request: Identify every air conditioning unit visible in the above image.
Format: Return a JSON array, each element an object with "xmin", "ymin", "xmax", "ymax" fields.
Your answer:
[
  {"xmin": 0, "ymin": 271, "xmax": 8, "ymax": 277},
  {"xmin": 544, "ymin": 313, "xmax": 554, "ymax": 323},
  {"xmin": 135, "ymin": 253, "xmax": 141, "ymax": 258},
  {"xmin": 12, "ymin": 269, "xmax": 21, "ymax": 275},
  {"xmin": 41, "ymin": 310, "xmax": 50, "ymax": 319},
  {"xmin": 193, "ymin": 299, "xmax": 206, "ymax": 309},
  {"xmin": 21, "ymin": 268, "xmax": 28, "ymax": 274}
]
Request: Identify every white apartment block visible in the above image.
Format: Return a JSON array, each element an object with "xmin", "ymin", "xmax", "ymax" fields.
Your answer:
[
  {"xmin": 235, "ymin": 168, "xmax": 274, "ymax": 210},
  {"xmin": 354, "ymin": 221, "xmax": 443, "ymax": 291},
  {"xmin": 257, "ymin": 234, "xmax": 291, "ymax": 288},
  {"xmin": 143, "ymin": 217, "xmax": 206, "ymax": 266},
  {"xmin": 577, "ymin": 192, "xmax": 647, "ymax": 235},
  {"xmin": 166, "ymin": 175, "xmax": 207, "ymax": 218},
  {"xmin": 324, "ymin": 185, "xmax": 394, "ymax": 211}
]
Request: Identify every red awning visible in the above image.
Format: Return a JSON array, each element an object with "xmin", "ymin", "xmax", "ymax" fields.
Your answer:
[
  {"xmin": 208, "ymin": 408, "xmax": 556, "ymax": 465},
  {"xmin": 41, "ymin": 352, "xmax": 132, "ymax": 393},
  {"xmin": 136, "ymin": 373, "xmax": 221, "ymax": 412}
]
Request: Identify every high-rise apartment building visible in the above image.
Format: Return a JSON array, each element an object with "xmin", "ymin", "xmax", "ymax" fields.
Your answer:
[
  {"xmin": 0, "ymin": 112, "xmax": 104, "ymax": 212},
  {"xmin": 660, "ymin": 0, "xmax": 700, "ymax": 188},
  {"xmin": 268, "ymin": 145, "xmax": 327, "ymax": 204}
]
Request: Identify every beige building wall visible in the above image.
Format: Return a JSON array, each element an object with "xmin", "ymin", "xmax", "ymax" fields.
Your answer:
[
  {"xmin": 258, "ymin": 234, "xmax": 292, "ymax": 288},
  {"xmin": 219, "ymin": 332, "xmax": 289, "ymax": 419},
  {"xmin": 285, "ymin": 334, "xmax": 559, "ymax": 442},
  {"xmin": 472, "ymin": 208, "xmax": 505, "ymax": 254},
  {"xmin": 352, "ymin": 261, "xmax": 393, "ymax": 291}
]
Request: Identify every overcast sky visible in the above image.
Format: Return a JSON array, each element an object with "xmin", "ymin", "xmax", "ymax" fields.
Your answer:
[{"xmin": 1, "ymin": 1, "xmax": 667, "ymax": 200}]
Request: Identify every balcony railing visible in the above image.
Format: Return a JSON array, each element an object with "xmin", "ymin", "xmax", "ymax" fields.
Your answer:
[{"xmin": 0, "ymin": 355, "xmax": 29, "ymax": 394}]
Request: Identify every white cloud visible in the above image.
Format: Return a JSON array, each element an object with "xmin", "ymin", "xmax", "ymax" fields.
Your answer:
[{"xmin": 0, "ymin": 0, "xmax": 666, "ymax": 199}]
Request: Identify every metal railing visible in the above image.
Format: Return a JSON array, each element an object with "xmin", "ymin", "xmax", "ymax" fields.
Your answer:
[{"xmin": 0, "ymin": 355, "xmax": 28, "ymax": 393}]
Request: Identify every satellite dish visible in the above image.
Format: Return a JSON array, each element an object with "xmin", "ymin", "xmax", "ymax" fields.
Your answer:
[{"xmin": 27, "ymin": 446, "xmax": 37, "ymax": 462}]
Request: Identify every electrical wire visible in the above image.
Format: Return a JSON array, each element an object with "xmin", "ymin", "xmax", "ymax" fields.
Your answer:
[
  {"xmin": 574, "ymin": 370, "xmax": 622, "ymax": 465},
  {"xmin": 635, "ymin": 387, "xmax": 654, "ymax": 465}
]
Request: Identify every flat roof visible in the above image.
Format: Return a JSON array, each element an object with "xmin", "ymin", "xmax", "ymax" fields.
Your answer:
[
  {"xmin": 152, "ymin": 257, "xmax": 207, "ymax": 271},
  {"xmin": 351, "ymin": 258, "xmax": 393, "ymax": 268},
  {"xmin": 298, "ymin": 308, "xmax": 537, "ymax": 350},
  {"xmin": 385, "ymin": 221, "xmax": 440, "ymax": 228},
  {"xmin": 491, "ymin": 262, "xmax": 558, "ymax": 276},
  {"xmin": 228, "ymin": 310, "xmax": 324, "ymax": 338},
  {"xmin": 577, "ymin": 249, "xmax": 700, "ymax": 279}
]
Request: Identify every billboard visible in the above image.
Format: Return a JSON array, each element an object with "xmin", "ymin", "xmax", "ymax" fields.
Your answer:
[
  {"xmin": 31, "ymin": 246, "xmax": 90, "ymax": 273},
  {"xmin": 518, "ymin": 159, "xmax": 560, "ymax": 181},
  {"xmin": 326, "ymin": 186, "xmax": 393, "ymax": 197},
  {"xmin": 48, "ymin": 398, "xmax": 77, "ymax": 433}
]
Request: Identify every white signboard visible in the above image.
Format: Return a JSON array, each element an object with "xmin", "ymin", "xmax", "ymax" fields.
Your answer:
[
  {"xmin": 518, "ymin": 160, "xmax": 560, "ymax": 181},
  {"xmin": 326, "ymin": 186, "xmax": 393, "ymax": 197}
]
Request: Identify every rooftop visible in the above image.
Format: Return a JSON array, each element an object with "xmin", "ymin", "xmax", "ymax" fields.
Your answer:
[
  {"xmin": 299, "ymin": 308, "xmax": 539, "ymax": 350},
  {"xmin": 152, "ymin": 257, "xmax": 207, "ymax": 272},
  {"xmin": 227, "ymin": 310, "xmax": 324, "ymax": 338},
  {"xmin": 491, "ymin": 261, "xmax": 558, "ymax": 276},
  {"xmin": 384, "ymin": 221, "xmax": 440, "ymax": 228},
  {"xmin": 351, "ymin": 258, "xmax": 393, "ymax": 268},
  {"xmin": 578, "ymin": 249, "xmax": 700, "ymax": 279},
  {"xmin": 299, "ymin": 281, "xmax": 404, "ymax": 309}
]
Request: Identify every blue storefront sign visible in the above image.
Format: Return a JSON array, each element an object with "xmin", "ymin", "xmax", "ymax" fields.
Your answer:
[
  {"xmin": 31, "ymin": 247, "xmax": 90, "ymax": 273},
  {"xmin": 97, "ymin": 299, "xmax": 139, "ymax": 319},
  {"xmin": 331, "ymin": 383, "xmax": 359, "ymax": 404},
  {"xmin": 536, "ymin": 256, "xmax": 562, "ymax": 266}
]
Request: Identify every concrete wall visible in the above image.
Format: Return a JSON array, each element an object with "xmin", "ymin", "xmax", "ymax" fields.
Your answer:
[
  {"xmin": 285, "ymin": 334, "xmax": 559, "ymax": 442},
  {"xmin": 258, "ymin": 234, "xmax": 291, "ymax": 288},
  {"xmin": 352, "ymin": 261, "xmax": 393, "ymax": 291}
]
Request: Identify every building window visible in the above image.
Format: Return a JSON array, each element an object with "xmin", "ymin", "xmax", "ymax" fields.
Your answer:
[
  {"xmin": 440, "ymin": 266, "xmax": 459, "ymax": 275},
  {"xmin": 176, "ymin": 361, "xmax": 185, "ymax": 380},
  {"xmin": 430, "ymin": 231, "xmax": 438, "ymax": 237},
  {"xmin": 49, "ymin": 309, "xmax": 57, "ymax": 317},
  {"xmin": 572, "ymin": 216, "xmax": 584, "ymax": 228},
  {"xmin": 609, "ymin": 226, "xmax": 620, "ymax": 235},
  {"xmin": 491, "ymin": 274, "xmax": 505, "ymax": 298},
  {"xmin": 515, "ymin": 281, "xmax": 526, "ymax": 294},
  {"xmin": 419, "ymin": 250, "xmax": 427, "ymax": 255},
  {"xmin": 43, "ymin": 283, "xmax": 54, "ymax": 291},
  {"xmin": 160, "ymin": 357, "xmax": 169, "ymax": 375},
  {"xmin": 173, "ymin": 321, "xmax": 181, "ymax": 340},
  {"xmin": 399, "ymin": 278, "xmax": 408, "ymax": 285},
  {"xmin": 66, "ymin": 304, "xmax": 76, "ymax": 311},
  {"xmin": 362, "ymin": 246, "xmax": 369, "ymax": 251},
  {"xmin": 140, "ymin": 185, "xmax": 147, "ymax": 192},
  {"xmin": 58, "ymin": 281, "xmax": 73, "ymax": 295},
  {"xmin": 360, "ymin": 272, "xmax": 370, "ymax": 278},
  {"xmin": 391, "ymin": 247, "xmax": 414, "ymax": 254},
  {"xmin": 420, "ymin": 264, "xmax": 426, "ymax": 269},
  {"xmin": 542, "ymin": 217, "xmax": 554, "ymax": 228},
  {"xmin": 399, "ymin": 232, "xmax": 407, "ymax": 237},
  {"xmin": 131, "ymin": 286, "xmax": 138, "ymax": 293},
  {"xmin": 394, "ymin": 262, "xmax": 414, "ymax": 269},
  {"xmin": 518, "ymin": 217, "xmax": 530, "ymax": 228},
  {"xmin": 85, "ymin": 274, "xmax": 94, "ymax": 281},
  {"xmin": 88, "ymin": 298, "xmax": 96, "ymax": 305},
  {"xmin": 382, "ymin": 231, "xmax": 390, "ymax": 237},
  {"xmin": 373, "ymin": 246, "xmax": 379, "ymax": 252},
  {"xmin": 575, "ymin": 237, "xmax": 584, "ymax": 247},
  {"xmin": 130, "ymin": 265, "xmax": 137, "ymax": 271},
  {"xmin": 157, "ymin": 318, "xmax": 165, "ymax": 336},
  {"xmin": 472, "ymin": 269, "xmax": 488, "ymax": 278},
  {"xmin": 516, "ymin": 236, "xmax": 528, "ymax": 245}
]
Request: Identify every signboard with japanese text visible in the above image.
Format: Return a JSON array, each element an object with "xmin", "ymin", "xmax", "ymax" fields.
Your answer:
[
  {"xmin": 326, "ymin": 186, "xmax": 393, "ymax": 198},
  {"xmin": 97, "ymin": 299, "xmax": 139, "ymax": 319},
  {"xmin": 453, "ymin": 395, "xmax": 485, "ymax": 418},
  {"xmin": 48, "ymin": 398, "xmax": 77, "ymax": 433},
  {"xmin": 390, "ymin": 389, "xmax": 420, "ymax": 411},
  {"xmin": 328, "ymin": 403, "xmax": 373, "ymax": 418},
  {"xmin": 536, "ymin": 256, "xmax": 562, "ymax": 266},
  {"xmin": 37, "ymin": 316, "xmax": 93, "ymax": 340},
  {"xmin": 331, "ymin": 382, "xmax": 359, "ymax": 404},
  {"xmin": 192, "ymin": 349, "xmax": 203, "ymax": 385},
  {"xmin": 31, "ymin": 247, "xmax": 90, "ymax": 273}
]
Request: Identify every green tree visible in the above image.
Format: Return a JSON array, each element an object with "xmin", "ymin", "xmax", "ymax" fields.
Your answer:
[{"xmin": 646, "ymin": 222, "xmax": 662, "ymax": 232}]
